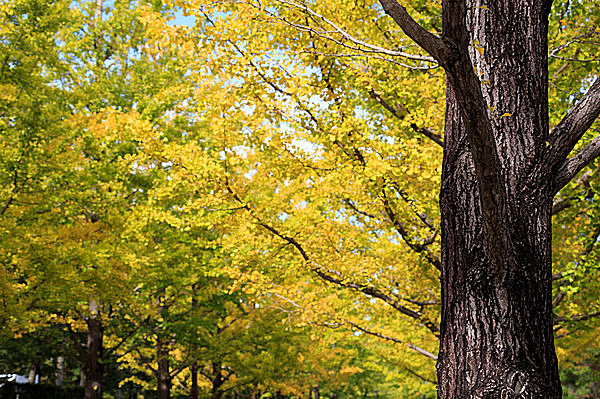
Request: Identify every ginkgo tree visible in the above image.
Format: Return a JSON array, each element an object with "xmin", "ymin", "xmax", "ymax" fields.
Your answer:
[
  {"xmin": 3, "ymin": 0, "xmax": 600, "ymax": 397},
  {"xmin": 150, "ymin": 0, "xmax": 600, "ymax": 397}
]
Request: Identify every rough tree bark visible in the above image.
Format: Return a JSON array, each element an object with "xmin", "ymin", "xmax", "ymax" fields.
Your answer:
[{"xmin": 378, "ymin": 0, "xmax": 600, "ymax": 397}]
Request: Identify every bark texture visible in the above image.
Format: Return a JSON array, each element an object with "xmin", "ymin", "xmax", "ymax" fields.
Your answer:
[{"xmin": 436, "ymin": 1, "xmax": 560, "ymax": 397}]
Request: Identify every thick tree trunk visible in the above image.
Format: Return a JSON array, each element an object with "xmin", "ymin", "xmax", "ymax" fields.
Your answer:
[
  {"xmin": 437, "ymin": 1, "xmax": 560, "ymax": 397},
  {"xmin": 84, "ymin": 303, "xmax": 104, "ymax": 399}
]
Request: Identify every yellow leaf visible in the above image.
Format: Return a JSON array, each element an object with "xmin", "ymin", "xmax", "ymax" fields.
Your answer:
[{"xmin": 476, "ymin": 46, "xmax": 485, "ymax": 56}]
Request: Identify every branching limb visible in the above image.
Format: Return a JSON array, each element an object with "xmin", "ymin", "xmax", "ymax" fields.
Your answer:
[
  {"xmin": 547, "ymin": 77, "xmax": 600, "ymax": 183},
  {"xmin": 380, "ymin": 0, "xmax": 510, "ymax": 275},
  {"xmin": 441, "ymin": 3, "xmax": 512, "ymax": 278},
  {"xmin": 378, "ymin": 0, "xmax": 451, "ymax": 63},
  {"xmin": 381, "ymin": 190, "xmax": 441, "ymax": 270},
  {"xmin": 554, "ymin": 131, "xmax": 600, "ymax": 192}
]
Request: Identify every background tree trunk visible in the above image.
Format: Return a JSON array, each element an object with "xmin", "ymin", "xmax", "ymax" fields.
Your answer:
[
  {"xmin": 55, "ymin": 355, "xmax": 64, "ymax": 386},
  {"xmin": 157, "ymin": 334, "xmax": 171, "ymax": 399},
  {"xmin": 190, "ymin": 362, "xmax": 199, "ymax": 399},
  {"xmin": 437, "ymin": 1, "xmax": 560, "ymax": 397},
  {"xmin": 27, "ymin": 363, "xmax": 38, "ymax": 384},
  {"xmin": 84, "ymin": 301, "xmax": 103, "ymax": 399},
  {"xmin": 211, "ymin": 361, "xmax": 224, "ymax": 399}
]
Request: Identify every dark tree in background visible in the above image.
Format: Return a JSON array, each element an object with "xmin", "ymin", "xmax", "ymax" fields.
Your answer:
[{"xmin": 379, "ymin": 0, "xmax": 600, "ymax": 397}]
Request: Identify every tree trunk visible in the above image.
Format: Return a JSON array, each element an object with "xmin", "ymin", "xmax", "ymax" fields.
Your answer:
[
  {"xmin": 190, "ymin": 362, "xmax": 199, "ymax": 399},
  {"xmin": 55, "ymin": 355, "xmax": 65, "ymax": 386},
  {"xmin": 211, "ymin": 361, "xmax": 224, "ymax": 399},
  {"xmin": 437, "ymin": 1, "xmax": 560, "ymax": 397},
  {"xmin": 84, "ymin": 301, "xmax": 104, "ymax": 399},
  {"xmin": 28, "ymin": 363, "xmax": 38, "ymax": 384},
  {"xmin": 157, "ymin": 334, "xmax": 171, "ymax": 399}
]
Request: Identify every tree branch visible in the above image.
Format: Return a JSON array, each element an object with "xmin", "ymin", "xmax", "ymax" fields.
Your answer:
[
  {"xmin": 222, "ymin": 172, "xmax": 440, "ymax": 336},
  {"xmin": 378, "ymin": 0, "xmax": 451, "ymax": 64},
  {"xmin": 368, "ymin": 88, "xmax": 444, "ymax": 147},
  {"xmin": 553, "ymin": 132, "xmax": 600, "ymax": 192},
  {"xmin": 270, "ymin": 0, "xmax": 435, "ymax": 62},
  {"xmin": 349, "ymin": 322, "xmax": 438, "ymax": 361},
  {"xmin": 552, "ymin": 167, "xmax": 598, "ymax": 215},
  {"xmin": 547, "ymin": 77, "xmax": 600, "ymax": 174},
  {"xmin": 440, "ymin": 2, "xmax": 513, "ymax": 278},
  {"xmin": 381, "ymin": 190, "xmax": 441, "ymax": 270},
  {"xmin": 553, "ymin": 311, "xmax": 600, "ymax": 325}
]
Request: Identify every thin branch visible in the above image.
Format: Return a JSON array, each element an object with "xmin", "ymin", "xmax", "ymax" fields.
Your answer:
[
  {"xmin": 0, "ymin": 169, "xmax": 20, "ymax": 216},
  {"xmin": 271, "ymin": 0, "xmax": 436, "ymax": 62},
  {"xmin": 349, "ymin": 322, "xmax": 438, "ymax": 360},
  {"xmin": 297, "ymin": 49, "xmax": 437, "ymax": 70},
  {"xmin": 404, "ymin": 366, "xmax": 437, "ymax": 385},
  {"xmin": 368, "ymin": 88, "xmax": 444, "ymax": 147},
  {"xmin": 222, "ymin": 171, "xmax": 440, "ymax": 336},
  {"xmin": 381, "ymin": 190, "xmax": 441, "ymax": 270},
  {"xmin": 553, "ymin": 311, "xmax": 600, "ymax": 325},
  {"xmin": 554, "ymin": 133, "xmax": 600, "ymax": 192},
  {"xmin": 552, "ymin": 167, "xmax": 598, "ymax": 215}
]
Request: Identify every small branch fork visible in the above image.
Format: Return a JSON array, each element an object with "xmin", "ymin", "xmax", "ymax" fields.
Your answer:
[{"xmin": 368, "ymin": 88, "xmax": 444, "ymax": 147}]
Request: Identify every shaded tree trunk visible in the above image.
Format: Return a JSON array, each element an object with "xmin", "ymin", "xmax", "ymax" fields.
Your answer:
[
  {"xmin": 436, "ymin": 1, "xmax": 560, "ymax": 397},
  {"xmin": 190, "ymin": 362, "xmax": 199, "ymax": 399},
  {"xmin": 157, "ymin": 334, "xmax": 171, "ymax": 399},
  {"xmin": 211, "ymin": 361, "xmax": 224, "ymax": 399},
  {"xmin": 84, "ymin": 301, "xmax": 104, "ymax": 399}
]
